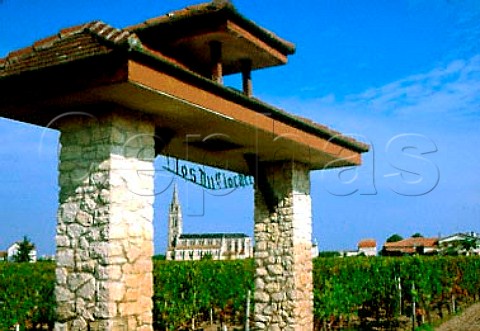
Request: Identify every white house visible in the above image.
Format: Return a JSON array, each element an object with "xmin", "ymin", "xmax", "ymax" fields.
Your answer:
[
  {"xmin": 439, "ymin": 232, "xmax": 480, "ymax": 255},
  {"xmin": 358, "ymin": 239, "xmax": 377, "ymax": 256},
  {"xmin": 7, "ymin": 242, "xmax": 37, "ymax": 262},
  {"xmin": 341, "ymin": 239, "xmax": 377, "ymax": 257},
  {"xmin": 311, "ymin": 239, "xmax": 319, "ymax": 258}
]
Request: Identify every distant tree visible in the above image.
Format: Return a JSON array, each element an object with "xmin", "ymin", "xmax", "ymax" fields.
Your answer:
[
  {"xmin": 412, "ymin": 233, "xmax": 424, "ymax": 238},
  {"xmin": 201, "ymin": 252, "xmax": 213, "ymax": 260},
  {"xmin": 415, "ymin": 245, "xmax": 425, "ymax": 255},
  {"xmin": 153, "ymin": 254, "xmax": 166, "ymax": 261},
  {"xmin": 318, "ymin": 251, "xmax": 341, "ymax": 258},
  {"xmin": 461, "ymin": 238, "xmax": 478, "ymax": 255},
  {"xmin": 386, "ymin": 234, "xmax": 403, "ymax": 243},
  {"xmin": 13, "ymin": 236, "xmax": 35, "ymax": 262},
  {"xmin": 443, "ymin": 246, "xmax": 459, "ymax": 256}
]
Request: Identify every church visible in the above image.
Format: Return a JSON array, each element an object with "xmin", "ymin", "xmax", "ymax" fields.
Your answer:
[{"xmin": 166, "ymin": 185, "xmax": 253, "ymax": 261}]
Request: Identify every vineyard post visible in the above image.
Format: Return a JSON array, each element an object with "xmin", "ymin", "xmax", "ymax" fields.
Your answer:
[
  {"xmin": 412, "ymin": 282, "xmax": 416, "ymax": 331},
  {"xmin": 396, "ymin": 275, "xmax": 402, "ymax": 315},
  {"xmin": 451, "ymin": 294, "xmax": 456, "ymax": 314},
  {"xmin": 245, "ymin": 290, "xmax": 251, "ymax": 331}
]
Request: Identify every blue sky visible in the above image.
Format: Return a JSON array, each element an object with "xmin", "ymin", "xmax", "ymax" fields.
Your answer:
[{"xmin": 1, "ymin": 0, "xmax": 479, "ymax": 255}]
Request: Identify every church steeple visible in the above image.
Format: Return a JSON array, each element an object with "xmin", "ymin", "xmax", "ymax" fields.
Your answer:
[{"xmin": 167, "ymin": 184, "xmax": 182, "ymax": 251}]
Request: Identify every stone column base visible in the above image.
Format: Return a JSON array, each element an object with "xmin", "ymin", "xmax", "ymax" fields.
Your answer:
[
  {"xmin": 55, "ymin": 111, "xmax": 155, "ymax": 331},
  {"xmin": 253, "ymin": 161, "xmax": 313, "ymax": 330}
]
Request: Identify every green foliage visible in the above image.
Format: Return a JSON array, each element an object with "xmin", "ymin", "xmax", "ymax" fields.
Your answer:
[
  {"xmin": 153, "ymin": 259, "xmax": 254, "ymax": 330},
  {"xmin": 0, "ymin": 261, "xmax": 55, "ymax": 330},
  {"xmin": 201, "ymin": 252, "xmax": 213, "ymax": 260},
  {"xmin": 387, "ymin": 234, "xmax": 404, "ymax": 242},
  {"xmin": 318, "ymin": 251, "xmax": 341, "ymax": 258},
  {"xmin": 412, "ymin": 233, "xmax": 424, "ymax": 238},
  {"xmin": 153, "ymin": 254, "xmax": 166, "ymax": 261},
  {"xmin": 461, "ymin": 238, "xmax": 478, "ymax": 252},
  {"xmin": 313, "ymin": 256, "xmax": 480, "ymax": 327},
  {"xmin": 12, "ymin": 236, "xmax": 35, "ymax": 263},
  {"xmin": 415, "ymin": 324, "xmax": 435, "ymax": 331},
  {"xmin": 2, "ymin": 256, "xmax": 480, "ymax": 330}
]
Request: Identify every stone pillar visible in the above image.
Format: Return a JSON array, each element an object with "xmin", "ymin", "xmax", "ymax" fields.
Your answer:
[
  {"xmin": 55, "ymin": 111, "xmax": 155, "ymax": 331},
  {"xmin": 253, "ymin": 161, "xmax": 313, "ymax": 330}
]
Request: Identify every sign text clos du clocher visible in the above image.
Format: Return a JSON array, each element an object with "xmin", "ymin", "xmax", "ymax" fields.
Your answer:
[{"xmin": 163, "ymin": 156, "xmax": 254, "ymax": 190}]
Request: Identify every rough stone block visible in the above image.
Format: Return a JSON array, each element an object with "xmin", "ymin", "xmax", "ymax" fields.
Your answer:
[{"xmin": 56, "ymin": 115, "xmax": 155, "ymax": 330}]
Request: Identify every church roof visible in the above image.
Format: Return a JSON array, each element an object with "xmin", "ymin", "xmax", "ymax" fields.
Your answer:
[{"xmin": 179, "ymin": 233, "xmax": 249, "ymax": 239}]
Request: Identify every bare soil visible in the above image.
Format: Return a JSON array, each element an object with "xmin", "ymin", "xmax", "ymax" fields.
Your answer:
[{"xmin": 435, "ymin": 302, "xmax": 480, "ymax": 331}]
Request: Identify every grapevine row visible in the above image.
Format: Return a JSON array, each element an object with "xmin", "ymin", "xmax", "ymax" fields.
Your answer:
[{"xmin": 0, "ymin": 256, "xmax": 479, "ymax": 330}]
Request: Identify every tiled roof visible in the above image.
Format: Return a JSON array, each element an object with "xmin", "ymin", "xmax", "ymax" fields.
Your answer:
[
  {"xmin": 0, "ymin": 21, "xmax": 135, "ymax": 77},
  {"xmin": 439, "ymin": 232, "xmax": 480, "ymax": 242},
  {"xmin": 127, "ymin": 0, "xmax": 233, "ymax": 31},
  {"xmin": 250, "ymin": 105, "xmax": 369, "ymax": 153},
  {"xmin": 180, "ymin": 233, "xmax": 249, "ymax": 239},
  {"xmin": 126, "ymin": 0, "xmax": 295, "ymax": 55},
  {"xmin": 384, "ymin": 237, "xmax": 439, "ymax": 249},
  {"xmin": 0, "ymin": 2, "xmax": 368, "ymax": 154},
  {"xmin": 358, "ymin": 239, "xmax": 377, "ymax": 248},
  {"xmin": 175, "ymin": 244, "xmax": 221, "ymax": 250}
]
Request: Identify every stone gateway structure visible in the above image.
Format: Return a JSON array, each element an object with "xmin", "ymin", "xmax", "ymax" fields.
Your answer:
[{"xmin": 0, "ymin": 1, "xmax": 368, "ymax": 330}]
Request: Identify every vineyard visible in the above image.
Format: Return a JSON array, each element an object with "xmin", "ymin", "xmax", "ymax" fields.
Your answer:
[
  {"xmin": 313, "ymin": 256, "xmax": 480, "ymax": 330},
  {"xmin": 0, "ymin": 262, "xmax": 55, "ymax": 330},
  {"xmin": 0, "ymin": 256, "xmax": 479, "ymax": 330}
]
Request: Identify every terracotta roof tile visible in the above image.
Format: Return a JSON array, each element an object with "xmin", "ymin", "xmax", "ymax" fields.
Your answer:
[
  {"xmin": 384, "ymin": 237, "xmax": 438, "ymax": 248},
  {"xmin": 358, "ymin": 239, "xmax": 377, "ymax": 248},
  {"xmin": 59, "ymin": 23, "xmax": 89, "ymax": 38},
  {"xmin": 134, "ymin": 1, "xmax": 230, "ymax": 30},
  {"xmin": 127, "ymin": 0, "xmax": 295, "ymax": 55},
  {"xmin": 0, "ymin": 3, "xmax": 367, "ymax": 154},
  {"xmin": 8, "ymin": 46, "xmax": 34, "ymax": 60},
  {"xmin": 249, "ymin": 97, "xmax": 369, "ymax": 152},
  {"xmin": 33, "ymin": 35, "xmax": 60, "ymax": 50},
  {"xmin": 0, "ymin": 21, "xmax": 137, "ymax": 78}
]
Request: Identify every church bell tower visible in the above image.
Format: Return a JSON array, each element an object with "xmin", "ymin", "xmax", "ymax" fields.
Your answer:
[{"xmin": 167, "ymin": 184, "xmax": 183, "ymax": 259}]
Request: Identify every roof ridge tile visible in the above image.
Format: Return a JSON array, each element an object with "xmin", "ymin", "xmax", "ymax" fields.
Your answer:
[
  {"xmin": 83, "ymin": 21, "xmax": 133, "ymax": 47},
  {"xmin": 113, "ymin": 31, "xmax": 131, "ymax": 44},
  {"xmin": 8, "ymin": 46, "xmax": 34, "ymax": 61},
  {"xmin": 59, "ymin": 23, "xmax": 90, "ymax": 38},
  {"xmin": 33, "ymin": 35, "xmax": 60, "ymax": 51},
  {"xmin": 84, "ymin": 21, "xmax": 104, "ymax": 32}
]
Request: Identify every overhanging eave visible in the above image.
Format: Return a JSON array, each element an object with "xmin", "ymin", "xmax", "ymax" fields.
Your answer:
[{"xmin": 0, "ymin": 48, "xmax": 367, "ymax": 174}]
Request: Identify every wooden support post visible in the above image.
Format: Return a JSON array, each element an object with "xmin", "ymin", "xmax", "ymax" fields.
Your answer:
[
  {"xmin": 210, "ymin": 41, "xmax": 223, "ymax": 84},
  {"xmin": 241, "ymin": 59, "xmax": 253, "ymax": 97}
]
